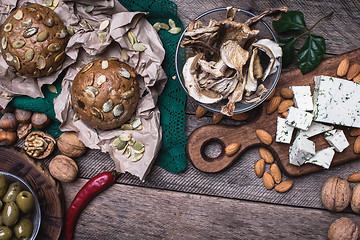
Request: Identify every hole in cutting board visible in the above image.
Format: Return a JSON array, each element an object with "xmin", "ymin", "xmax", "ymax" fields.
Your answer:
[{"xmin": 200, "ymin": 138, "xmax": 225, "ymax": 162}]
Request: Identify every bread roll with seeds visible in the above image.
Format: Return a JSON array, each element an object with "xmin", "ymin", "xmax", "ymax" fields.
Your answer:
[
  {"xmin": 71, "ymin": 58, "xmax": 139, "ymax": 130},
  {"xmin": 0, "ymin": 3, "xmax": 69, "ymax": 78}
]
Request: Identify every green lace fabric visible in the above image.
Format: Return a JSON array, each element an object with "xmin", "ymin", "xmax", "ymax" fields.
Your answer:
[{"xmin": 10, "ymin": 0, "xmax": 187, "ymax": 174}]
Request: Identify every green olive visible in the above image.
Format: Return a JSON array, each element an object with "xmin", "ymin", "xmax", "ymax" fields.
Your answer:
[
  {"xmin": 0, "ymin": 226, "xmax": 13, "ymax": 240},
  {"xmin": 15, "ymin": 192, "xmax": 34, "ymax": 215},
  {"xmin": 13, "ymin": 218, "xmax": 33, "ymax": 240},
  {"xmin": 0, "ymin": 175, "xmax": 7, "ymax": 199},
  {"xmin": 2, "ymin": 183, "xmax": 21, "ymax": 203},
  {"xmin": 2, "ymin": 202, "xmax": 20, "ymax": 227}
]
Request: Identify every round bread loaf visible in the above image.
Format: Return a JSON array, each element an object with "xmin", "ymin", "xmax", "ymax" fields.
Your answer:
[
  {"xmin": 0, "ymin": 3, "xmax": 69, "ymax": 78},
  {"xmin": 71, "ymin": 58, "xmax": 140, "ymax": 130}
]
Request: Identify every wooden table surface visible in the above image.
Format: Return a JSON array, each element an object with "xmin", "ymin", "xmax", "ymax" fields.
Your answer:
[{"xmin": 58, "ymin": 0, "xmax": 360, "ymax": 239}]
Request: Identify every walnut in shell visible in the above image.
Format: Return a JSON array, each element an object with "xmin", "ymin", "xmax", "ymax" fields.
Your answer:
[
  {"xmin": 328, "ymin": 217, "xmax": 359, "ymax": 240},
  {"xmin": 24, "ymin": 131, "xmax": 56, "ymax": 159},
  {"xmin": 57, "ymin": 132, "xmax": 86, "ymax": 158},
  {"xmin": 49, "ymin": 155, "xmax": 78, "ymax": 182},
  {"xmin": 321, "ymin": 177, "xmax": 352, "ymax": 212},
  {"xmin": 351, "ymin": 184, "xmax": 360, "ymax": 214}
]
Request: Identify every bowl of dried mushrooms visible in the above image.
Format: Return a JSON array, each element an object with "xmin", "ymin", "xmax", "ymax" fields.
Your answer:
[{"xmin": 175, "ymin": 7, "xmax": 287, "ymax": 116}]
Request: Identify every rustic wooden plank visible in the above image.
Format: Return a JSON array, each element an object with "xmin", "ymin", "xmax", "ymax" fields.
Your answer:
[
  {"xmin": 62, "ymin": 179, "xmax": 360, "ymax": 240},
  {"xmin": 173, "ymin": 0, "xmax": 360, "ymax": 55}
]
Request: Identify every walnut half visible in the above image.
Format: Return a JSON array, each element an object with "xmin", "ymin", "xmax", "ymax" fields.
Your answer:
[{"xmin": 24, "ymin": 131, "xmax": 56, "ymax": 159}]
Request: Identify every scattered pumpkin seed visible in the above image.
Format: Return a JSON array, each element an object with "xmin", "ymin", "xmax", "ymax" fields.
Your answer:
[
  {"xmin": 82, "ymin": 62, "xmax": 93, "ymax": 73},
  {"xmin": 125, "ymin": 146, "xmax": 131, "ymax": 158},
  {"xmin": 133, "ymin": 142, "xmax": 144, "ymax": 151},
  {"xmin": 1, "ymin": 36, "xmax": 7, "ymax": 49},
  {"xmin": 12, "ymin": 40, "xmax": 25, "ymax": 49},
  {"xmin": 5, "ymin": 52, "xmax": 13, "ymax": 62},
  {"xmin": 73, "ymin": 113, "xmax": 79, "ymax": 121},
  {"xmin": 55, "ymin": 51, "xmax": 65, "ymax": 63},
  {"xmin": 127, "ymin": 31, "xmax": 137, "ymax": 45},
  {"xmin": 48, "ymin": 43, "xmax": 61, "ymax": 52},
  {"xmin": 121, "ymin": 124, "xmax": 133, "ymax": 130},
  {"xmin": 119, "ymin": 68, "xmax": 131, "ymax": 79},
  {"xmin": 36, "ymin": 55, "xmax": 46, "ymax": 70},
  {"xmin": 113, "ymin": 138, "xmax": 127, "ymax": 150},
  {"xmin": 85, "ymin": 86, "xmax": 99, "ymax": 98},
  {"xmin": 96, "ymin": 75, "xmax": 106, "ymax": 86},
  {"xmin": 4, "ymin": 23, "xmax": 12, "ymax": 32},
  {"xmin": 80, "ymin": 19, "xmax": 93, "ymax": 30},
  {"xmin": 112, "ymin": 104, "xmax": 124, "ymax": 117},
  {"xmin": 131, "ymin": 118, "xmax": 141, "ymax": 129},
  {"xmin": 168, "ymin": 19, "xmax": 176, "ymax": 29},
  {"xmin": 43, "ymin": 17, "xmax": 54, "ymax": 28},
  {"xmin": 90, "ymin": 107, "xmax": 103, "ymax": 120},
  {"xmin": 131, "ymin": 153, "xmax": 144, "ymax": 162},
  {"xmin": 135, "ymin": 125, "xmax": 143, "ymax": 131},
  {"xmin": 119, "ymin": 133, "xmax": 131, "ymax": 142},
  {"xmin": 98, "ymin": 32, "xmax": 107, "ymax": 43},
  {"xmin": 25, "ymin": 48, "xmax": 35, "ymax": 62},
  {"xmin": 168, "ymin": 27, "xmax": 182, "ymax": 34},
  {"xmin": 128, "ymin": 138, "xmax": 135, "ymax": 146},
  {"xmin": 102, "ymin": 99, "xmax": 114, "ymax": 113},
  {"xmin": 84, "ymin": 5, "xmax": 94, "ymax": 13},
  {"xmin": 26, "ymin": 7, "xmax": 37, "ymax": 12},
  {"xmin": 101, "ymin": 60, "xmax": 109, "ymax": 70},
  {"xmin": 123, "ymin": 90, "xmax": 135, "ymax": 99},
  {"xmin": 52, "ymin": 0, "xmax": 59, "ymax": 8},
  {"xmin": 121, "ymin": 49, "xmax": 129, "ymax": 62},
  {"xmin": 13, "ymin": 56, "xmax": 21, "ymax": 71},
  {"xmin": 23, "ymin": 27, "xmax": 38, "ymax": 38},
  {"xmin": 153, "ymin": 22, "xmax": 161, "ymax": 32},
  {"xmin": 99, "ymin": 20, "xmax": 110, "ymax": 31},
  {"xmin": 21, "ymin": 19, "xmax": 33, "ymax": 29},
  {"xmin": 56, "ymin": 64, "xmax": 63, "ymax": 71},
  {"xmin": 44, "ymin": 0, "xmax": 53, "ymax": 7},
  {"xmin": 37, "ymin": 30, "xmax": 48, "ymax": 42},
  {"xmin": 67, "ymin": 26, "xmax": 75, "ymax": 36},
  {"xmin": 132, "ymin": 42, "xmax": 147, "ymax": 52},
  {"xmin": 13, "ymin": 10, "xmax": 23, "ymax": 20},
  {"xmin": 47, "ymin": 84, "xmax": 57, "ymax": 93},
  {"xmin": 56, "ymin": 28, "xmax": 68, "ymax": 39},
  {"xmin": 47, "ymin": 67, "xmax": 53, "ymax": 75},
  {"xmin": 160, "ymin": 23, "xmax": 170, "ymax": 30}
]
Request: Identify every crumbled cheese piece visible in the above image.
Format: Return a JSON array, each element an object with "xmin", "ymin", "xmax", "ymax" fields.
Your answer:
[
  {"xmin": 290, "ymin": 85, "xmax": 313, "ymax": 111},
  {"xmin": 324, "ymin": 129, "xmax": 349, "ymax": 152},
  {"xmin": 276, "ymin": 117, "xmax": 295, "ymax": 144},
  {"xmin": 298, "ymin": 122, "xmax": 334, "ymax": 138},
  {"xmin": 289, "ymin": 136, "xmax": 316, "ymax": 166},
  {"xmin": 286, "ymin": 106, "xmax": 313, "ymax": 130},
  {"xmin": 305, "ymin": 147, "xmax": 335, "ymax": 169}
]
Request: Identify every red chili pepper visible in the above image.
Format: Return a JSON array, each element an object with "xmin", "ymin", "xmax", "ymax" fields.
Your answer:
[{"xmin": 65, "ymin": 170, "xmax": 120, "ymax": 240}]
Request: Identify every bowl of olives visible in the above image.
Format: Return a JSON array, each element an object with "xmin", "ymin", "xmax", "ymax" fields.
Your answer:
[{"xmin": 0, "ymin": 171, "xmax": 41, "ymax": 240}]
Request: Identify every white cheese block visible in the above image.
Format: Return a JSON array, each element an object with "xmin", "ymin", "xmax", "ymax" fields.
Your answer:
[
  {"xmin": 313, "ymin": 75, "xmax": 360, "ymax": 128},
  {"xmin": 290, "ymin": 85, "xmax": 313, "ymax": 111},
  {"xmin": 289, "ymin": 136, "xmax": 316, "ymax": 166},
  {"xmin": 276, "ymin": 117, "xmax": 295, "ymax": 144},
  {"xmin": 286, "ymin": 106, "xmax": 313, "ymax": 130},
  {"xmin": 324, "ymin": 129, "xmax": 349, "ymax": 152},
  {"xmin": 305, "ymin": 147, "xmax": 335, "ymax": 169},
  {"xmin": 298, "ymin": 122, "xmax": 334, "ymax": 138}
]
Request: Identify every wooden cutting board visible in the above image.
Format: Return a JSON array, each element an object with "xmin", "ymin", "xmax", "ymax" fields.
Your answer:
[
  {"xmin": 186, "ymin": 48, "xmax": 360, "ymax": 177},
  {"xmin": 0, "ymin": 147, "xmax": 64, "ymax": 240}
]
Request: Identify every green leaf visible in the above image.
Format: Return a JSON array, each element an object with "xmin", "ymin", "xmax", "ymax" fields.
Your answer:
[
  {"xmin": 273, "ymin": 11, "xmax": 306, "ymax": 33},
  {"xmin": 278, "ymin": 37, "xmax": 298, "ymax": 67},
  {"xmin": 297, "ymin": 34, "xmax": 325, "ymax": 74}
]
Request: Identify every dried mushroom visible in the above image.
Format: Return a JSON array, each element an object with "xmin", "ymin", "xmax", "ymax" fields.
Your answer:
[
  {"xmin": 24, "ymin": 131, "xmax": 56, "ymax": 159},
  {"xmin": 181, "ymin": 7, "xmax": 286, "ymax": 116}
]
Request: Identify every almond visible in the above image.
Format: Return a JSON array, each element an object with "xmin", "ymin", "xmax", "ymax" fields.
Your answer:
[
  {"xmin": 278, "ymin": 100, "xmax": 294, "ymax": 113},
  {"xmin": 337, "ymin": 58, "xmax": 350, "ymax": 77},
  {"xmin": 275, "ymin": 180, "xmax": 294, "ymax": 193},
  {"xmin": 231, "ymin": 112, "xmax": 249, "ymax": 121},
  {"xmin": 254, "ymin": 159, "xmax": 265, "ymax": 178},
  {"xmin": 263, "ymin": 172, "xmax": 275, "ymax": 190},
  {"xmin": 256, "ymin": 129, "xmax": 273, "ymax": 145},
  {"xmin": 281, "ymin": 111, "xmax": 288, "ymax": 118},
  {"xmin": 350, "ymin": 128, "xmax": 360, "ymax": 137},
  {"xmin": 195, "ymin": 106, "xmax": 207, "ymax": 118},
  {"xmin": 266, "ymin": 96, "xmax": 281, "ymax": 114},
  {"xmin": 354, "ymin": 136, "xmax": 360, "ymax": 154},
  {"xmin": 280, "ymin": 88, "xmax": 294, "ymax": 99},
  {"xmin": 212, "ymin": 113, "xmax": 223, "ymax": 124},
  {"xmin": 269, "ymin": 164, "xmax": 282, "ymax": 184},
  {"xmin": 259, "ymin": 147, "xmax": 274, "ymax": 163},
  {"xmin": 347, "ymin": 172, "xmax": 360, "ymax": 182},
  {"xmin": 353, "ymin": 73, "xmax": 360, "ymax": 83},
  {"xmin": 265, "ymin": 88, "xmax": 276, "ymax": 101},
  {"xmin": 225, "ymin": 142, "xmax": 241, "ymax": 157},
  {"xmin": 347, "ymin": 63, "xmax": 360, "ymax": 80}
]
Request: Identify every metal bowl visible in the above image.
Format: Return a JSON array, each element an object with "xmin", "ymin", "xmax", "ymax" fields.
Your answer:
[
  {"xmin": 0, "ymin": 171, "xmax": 41, "ymax": 240},
  {"xmin": 175, "ymin": 7, "xmax": 282, "ymax": 114}
]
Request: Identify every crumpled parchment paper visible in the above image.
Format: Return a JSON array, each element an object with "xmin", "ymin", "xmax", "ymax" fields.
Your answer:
[{"xmin": 0, "ymin": 0, "xmax": 167, "ymax": 180}]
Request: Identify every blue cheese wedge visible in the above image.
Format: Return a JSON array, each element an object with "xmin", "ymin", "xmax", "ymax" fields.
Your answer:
[
  {"xmin": 276, "ymin": 117, "xmax": 295, "ymax": 144},
  {"xmin": 313, "ymin": 75, "xmax": 360, "ymax": 128},
  {"xmin": 305, "ymin": 147, "xmax": 335, "ymax": 169},
  {"xmin": 324, "ymin": 129, "xmax": 349, "ymax": 152},
  {"xmin": 289, "ymin": 136, "xmax": 316, "ymax": 166},
  {"xmin": 290, "ymin": 86, "xmax": 313, "ymax": 111},
  {"xmin": 298, "ymin": 122, "xmax": 334, "ymax": 138},
  {"xmin": 286, "ymin": 106, "xmax": 313, "ymax": 130}
]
